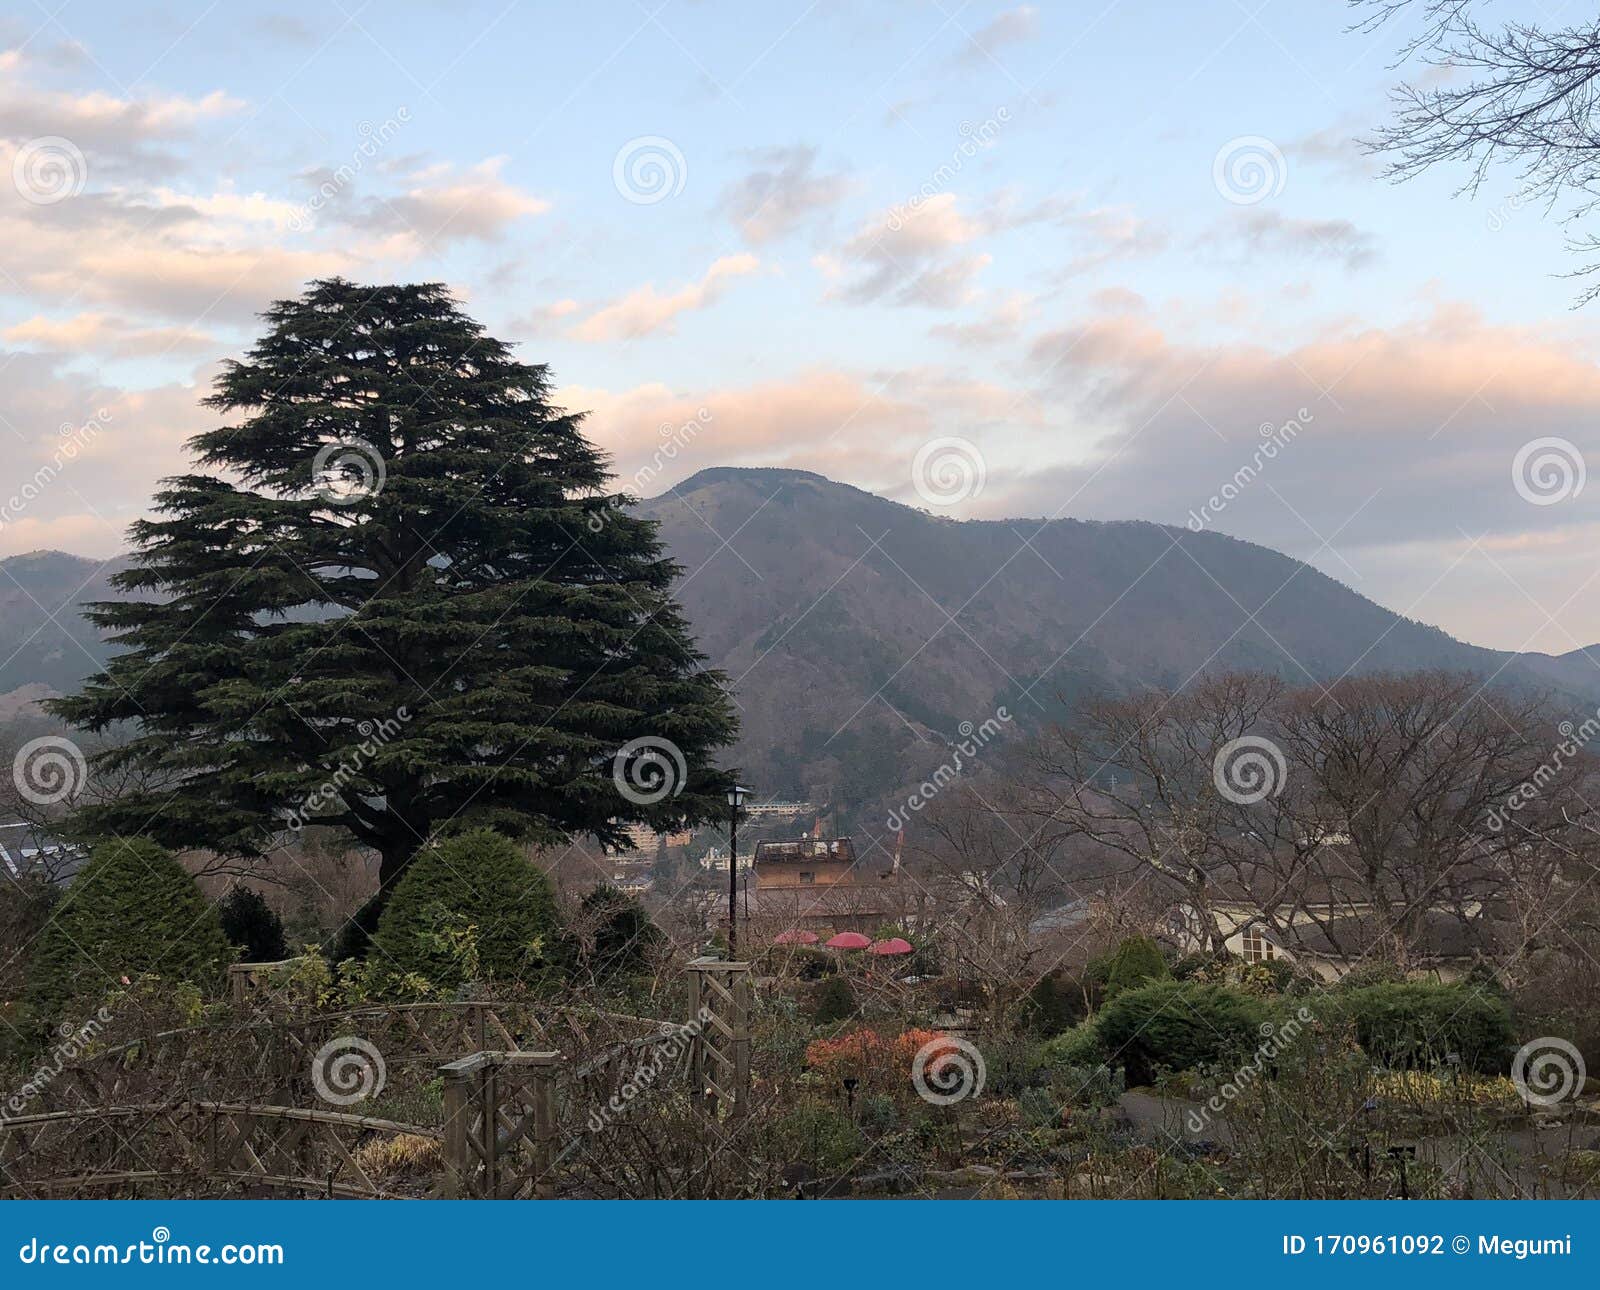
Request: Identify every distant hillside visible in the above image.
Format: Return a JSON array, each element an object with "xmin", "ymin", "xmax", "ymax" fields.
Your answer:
[{"xmin": 5, "ymin": 468, "xmax": 1598, "ymax": 815}]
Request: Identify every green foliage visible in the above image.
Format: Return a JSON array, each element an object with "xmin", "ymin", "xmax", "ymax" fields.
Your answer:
[
  {"xmin": 578, "ymin": 884, "xmax": 659, "ymax": 979},
  {"xmin": 1337, "ymin": 983, "xmax": 1514, "ymax": 1074},
  {"xmin": 1099, "ymin": 935, "xmax": 1171, "ymax": 999},
  {"xmin": 25, "ymin": 837, "xmax": 232, "ymax": 1022},
  {"xmin": 858, "ymin": 1092, "xmax": 899, "ymax": 1135},
  {"xmin": 49, "ymin": 278, "xmax": 738, "ymax": 891},
  {"xmin": 217, "ymin": 885, "xmax": 287, "ymax": 963},
  {"xmin": 1038, "ymin": 1020, "xmax": 1107, "ymax": 1070},
  {"xmin": 811, "ymin": 973, "xmax": 858, "ymax": 1024},
  {"xmin": 370, "ymin": 830, "xmax": 566, "ymax": 991},
  {"xmin": 1017, "ymin": 1086, "xmax": 1061, "ymax": 1128},
  {"xmin": 773, "ymin": 1106, "xmax": 862, "ymax": 1174},
  {"xmin": 1020, "ymin": 971, "xmax": 1089, "ymax": 1036},
  {"xmin": 1094, "ymin": 981, "xmax": 1269, "ymax": 1087}
]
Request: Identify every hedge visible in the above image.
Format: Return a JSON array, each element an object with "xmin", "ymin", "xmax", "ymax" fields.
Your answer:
[
  {"xmin": 1336, "ymin": 982, "xmax": 1513, "ymax": 1074},
  {"xmin": 1093, "ymin": 981, "xmax": 1270, "ymax": 1086}
]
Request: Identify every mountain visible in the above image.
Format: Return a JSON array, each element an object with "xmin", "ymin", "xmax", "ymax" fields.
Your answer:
[{"xmin": 4, "ymin": 467, "xmax": 1597, "ymax": 814}]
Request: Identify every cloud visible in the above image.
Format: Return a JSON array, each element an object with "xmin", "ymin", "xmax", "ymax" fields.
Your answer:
[
  {"xmin": 1211, "ymin": 209, "xmax": 1379, "ymax": 271},
  {"xmin": 3, "ymin": 312, "xmax": 215, "ymax": 357},
  {"xmin": 720, "ymin": 145, "xmax": 852, "ymax": 244},
  {"xmin": 0, "ymin": 81, "xmax": 242, "ymax": 178},
  {"xmin": 344, "ymin": 158, "xmax": 550, "ymax": 248},
  {"xmin": 831, "ymin": 193, "xmax": 991, "ymax": 307},
  {"xmin": 569, "ymin": 255, "xmax": 760, "ymax": 342},
  {"xmin": 952, "ymin": 6, "xmax": 1038, "ymax": 67}
]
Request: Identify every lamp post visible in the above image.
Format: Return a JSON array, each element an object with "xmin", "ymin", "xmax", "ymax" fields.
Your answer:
[{"xmin": 727, "ymin": 784, "xmax": 749, "ymax": 958}]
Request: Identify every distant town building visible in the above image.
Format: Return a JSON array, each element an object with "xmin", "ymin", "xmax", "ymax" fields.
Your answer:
[
  {"xmin": 0, "ymin": 821, "xmax": 85, "ymax": 886},
  {"xmin": 746, "ymin": 835, "xmax": 913, "ymax": 935}
]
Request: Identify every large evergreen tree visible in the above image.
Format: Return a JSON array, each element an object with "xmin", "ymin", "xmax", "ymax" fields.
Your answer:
[{"xmin": 51, "ymin": 279, "xmax": 736, "ymax": 895}]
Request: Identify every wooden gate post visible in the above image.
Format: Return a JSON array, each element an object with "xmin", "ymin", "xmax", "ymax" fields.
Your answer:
[
  {"xmin": 438, "ymin": 1053, "xmax": 487, "ymax": 1198},
  {"xmin": 686, "ymin": 957, "xmax": 752, "ymax": 1118}
]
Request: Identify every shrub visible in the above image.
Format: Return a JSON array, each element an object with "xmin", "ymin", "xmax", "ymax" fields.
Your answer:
[
  {"xmin": 577, "ymin": 884, "xmax": 658, "ymax": 979},
  {"xmin": 1094, "ymin": 981, "xmax": 1269, "ymax": 1086},
  {"xmin": 1339, "ymin": 983, "xmax": 1514, "ymax": 1074},
  {"xmin": 1100, "ymin": 935, "xmax": 1170, "ymax": 999},
  {"xmin": 1021, "ymin": 971, "xmax": 1089, "ymax": 1036},
  {"xmin": 26, "ymin": 837, "xmax": 233, "ymax": 1022},
  {"xmin": 773, "ymin": 1106, "xmax": 862, "ymax": 1173},
  {"xmin": 370, "ymin": 830, "xmax": 566, "ymax": 991},
  {"xmin": 811, "ymin": 973, "xmax": 857, "ymax": 1023},
  {"xmin": 217, "ymin": 885, "xmax": 288, "ymax": 963},
  {"xmin": 1038, "ymin": 1021, "xmax": 1107, "ymax": 1070}
]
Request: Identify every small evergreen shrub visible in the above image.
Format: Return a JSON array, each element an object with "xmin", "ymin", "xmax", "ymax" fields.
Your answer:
[
  {"xmin": 26, "ymin": 837, "xmax": 232, "ymax": 1021},
  {"xmin": 578, "ymin": 884, "xmax": 659, "ymax": 978},
  {"xmin": 811, "ymin": 973, "xmax": 858, "ymax": 1024},
  {"xmin": 1100, "ymin": 935, "xmax": 1171, "ymax": 999},
  {"xmin": 1021, "ymin": 971, "xmax": 1089, "ymax": 1036},
  {"xmin": 370, "ymin": 830, "xmax": 566, "ymax": 991},
  {"xmin": 1094, "ymin": 981, "xmax": 1269, "ymax": 1086},
  {"xmin": 218, "ymin": 885, "xmax": 288, "ymax": 963},
  {"xmin": 1339, "ymin": 983, "xmax": 1514, "ymax": 1074},
  {"xmin": 1038, "ymin": 1020, "xmax": 1107, "ymax": 1070}
]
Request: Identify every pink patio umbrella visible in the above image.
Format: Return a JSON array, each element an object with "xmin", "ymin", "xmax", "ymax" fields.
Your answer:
[
  {"xmin": 824, "ymin": 931, "xmax": 872, "ymax": 950},
  {"xmin": 867, "ymin": 937, "xmax": 913, "ymax": 956},
  {"xmin": 774, "ymin": 929, "xmax": 820, "ymax": 945}
]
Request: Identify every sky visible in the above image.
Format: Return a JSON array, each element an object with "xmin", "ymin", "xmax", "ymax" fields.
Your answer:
[{"xmin": 1, "ymin": 0, "xmax": 1598, "ymax": 655}]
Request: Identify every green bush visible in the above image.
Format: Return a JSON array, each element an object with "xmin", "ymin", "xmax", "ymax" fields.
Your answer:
[
  {"xmin": 1038, "ymin": 1020, "xmax": 1107, "ymax": 1070},
  {"xmin": 218, "ymin": 885, "xmax": 287, "ymax": 963},
  {"xmin": 811, "ymin": 973, "xmax": 857, "ymax": 1024},
  {"xmin": 26, "ymin": 837, "xmax": 233, "ymax": 1021},
  {"xmin": 1021, "ymin": 971, "xmax": 1090, "ymax": 1036},
  {"xmin": 1098, "ymin": 935, "xmax": 1171, "ymax": 999},
  {"xmin": 577, "ymin": 884, "xmax": 658, "ymax": 978},
  {"xmin": 1094, "ymin": 981, "xmax": 1269, "ymax": 1086},
  {"xmin": 774, "ymin": 1106, "xmax": 862, "ymax": 1173},
  {"xmin": 370, "ymin": 829, "xmax": 566, "ymax": 991},
  {"xmin": 1339, "ymin": 983, "xmax": 1513, "ymax": 1074}
]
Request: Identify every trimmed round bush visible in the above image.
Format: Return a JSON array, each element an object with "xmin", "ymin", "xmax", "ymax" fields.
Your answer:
[
  {"xmin": 370, "ymin": 829, "xmax": 566, "ymax": 990},
  {"xmin": 26, "ymin": 836, "xmax": 233, "ymax": 1021},
  {"xmin": 578, "ymin": 883, "xmax": 658, "ymax": 978},
  {"xmin": 1338, "ymin": 983, "xmax": 1513, "ymax": 1074},
  {"xmin": 1094, "ymin": 981, "xmax": 1269, "ymax": 1086},
  {"xmin": 1038, "ymin": 1020, "xmax": 1107, "ymax": 1070}
]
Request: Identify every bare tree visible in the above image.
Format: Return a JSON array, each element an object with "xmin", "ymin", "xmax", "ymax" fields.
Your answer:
[{"xmin": 1357, "ymin": 1, "xmax": 1600, "ymax": 300}]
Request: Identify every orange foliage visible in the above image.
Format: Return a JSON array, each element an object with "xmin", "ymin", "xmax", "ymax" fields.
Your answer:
[{"xmin": 805, "ymin": 1027, "xmax": 955, "ymax": 1097}]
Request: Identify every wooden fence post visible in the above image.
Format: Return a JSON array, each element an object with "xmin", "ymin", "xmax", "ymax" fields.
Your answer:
[
  {"xmin": 685, "ymin": 957, "xmax": 752, "ymax": 1119},
  {"xmin": 438, "ymin": 1054, "xmax": 486, "ymax": 1198}
]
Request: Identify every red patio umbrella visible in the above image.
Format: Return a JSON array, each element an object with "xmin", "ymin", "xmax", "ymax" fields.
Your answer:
[
  {"xmin": 868, "ymin": 937, "xmax": 913, "ymax": 956},
  {"xmin": 824, "ymin": 931, "xmax": 872, "ymax": 950},
  {"xmin": 774, "ymin": 929, "xmax": 819, "ymax": 945}
]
